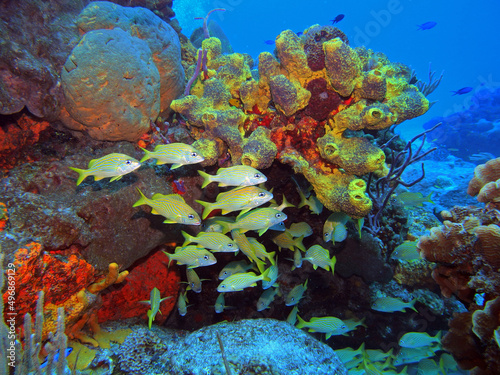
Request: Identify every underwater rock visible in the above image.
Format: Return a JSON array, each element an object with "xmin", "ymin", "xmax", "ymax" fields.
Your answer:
[
  {"xmin": 0, "ymin": 0, "xmax": 82, "ymax": 119},
  {"xmin": 335, "ymin": 232, "xmax": 393, "ymax": 283},
  {"xmin": 115, "ymin": 319, "xmax": 347, "ymax": 375},
  {"xmin": 0, "ymin": 142, "xmax": 203, "ymax": 272}
]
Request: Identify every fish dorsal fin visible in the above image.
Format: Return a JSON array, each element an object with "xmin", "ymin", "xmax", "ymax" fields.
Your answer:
[
  {"xmin": 88, "ymin": 158, "xmax": 98, "ymax": 168},
  {"xmin": 153, "ymin": 193, "xmax": 185, "ymax": 202}
]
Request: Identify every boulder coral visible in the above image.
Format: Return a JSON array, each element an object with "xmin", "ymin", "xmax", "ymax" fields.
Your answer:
[
  {"xmin": 170, "ymin": 25, "xmax": 429, "ymax": 218},
  {"xmin": 60, "ymin": 1, "xmax": 184, "ymax": 141},
  {"xmin": 468, "ymin": 157, "xmax": 500, "ymax": 208}
]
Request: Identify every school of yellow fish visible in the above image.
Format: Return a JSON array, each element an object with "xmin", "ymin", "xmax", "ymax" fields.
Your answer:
[{"xmin": 69, "ymin": 143, "xmax": 455, "ymax": 374}]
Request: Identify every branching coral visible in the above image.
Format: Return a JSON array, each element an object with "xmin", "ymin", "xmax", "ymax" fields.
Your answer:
[{"xmin": 366, "ymin": 123, "xmax": 441, "ymax": 233}]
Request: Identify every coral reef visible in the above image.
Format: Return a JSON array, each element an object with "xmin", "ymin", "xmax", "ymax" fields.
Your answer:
[
  {"xmin": 468, "ymin": 157, "xmax": 500, "ymax": 208},
  {"xmin": 171, "ymin": 26, "xmax": 429, "ymax": 217},
  {"xmin": 423, "ymin": 87, "xmax": 500, "ymax": 163},
  {"xmin": 97, "ymin": 250, "xmax": 180, "ymax": 325},
  {"xmin": 417, "ymin": 157, "xmax": 500, "ymax": 374},
  {"xmin": 60, "ymin": 1, "xmax": 184, "ymax": 141},
  {"xmin": 0, "ymin": 114, "xmax": 51, "ymax": 170}
]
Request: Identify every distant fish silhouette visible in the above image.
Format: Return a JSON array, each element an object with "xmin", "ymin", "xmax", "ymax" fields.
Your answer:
[
  {"xmin": 417, "ymin": 21, "xmax": 437, "ymax": 30},
  {"xmin": 264, "ymin": 40, "xmax": 275, "ymax": 45},
  {"xmin": 452, "ymin": 87, "xmax": 473, "ymax": 95},
  {"xmin": 296, "ymin": 31, "xmax": 303, "ymax": 36},
  {"xmin": 330, "ymin": 14, "xmax": 345, "ymax": 25}
]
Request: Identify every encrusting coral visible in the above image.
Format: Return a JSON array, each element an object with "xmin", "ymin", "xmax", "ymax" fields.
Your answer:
[
  {"xmin": 417, "ymin": 157, "xmax": 500, "ymax": 374},
  {"xmin": 171, "ymin": 24, "xmax": 429, "ymax": 218}
]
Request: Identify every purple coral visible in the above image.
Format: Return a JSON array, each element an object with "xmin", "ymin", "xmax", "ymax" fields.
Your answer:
[{"xmin": 303, "ymin": 78, "xmax": 342, "ymax": 121}]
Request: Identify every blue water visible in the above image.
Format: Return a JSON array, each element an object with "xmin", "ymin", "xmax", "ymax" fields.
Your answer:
[{"xmin": 173, "ymin": 0, "xmax": 500, "ymax": 139}]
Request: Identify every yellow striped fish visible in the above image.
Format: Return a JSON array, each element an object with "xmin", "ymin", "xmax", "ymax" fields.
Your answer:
[
  {"xmin": 196, "ymin": 186, "xmax": 273, "ymax": 219},
  {"xmin": 285, "ymin": 279, "xmax": 308, "ymax": 306},
  {"xmin": 296, "ymin": 315, "xmax": 348, "ymax": 340},
  {"xmin": 371, "ymin": 296, "xmax": 418, "ymax": 313},
  {"xmin": 230, "ymin": 230, "xmax": 266, "ymax": 273},
  {"xmin": 247, "ymin": 237, "xmax": 276, "ymax": 265},
  {"xmin": 257, "ymin": 286, "xmax": 280, "ymax": 311},
  {"xmin": 185, "ymin": 268, "xmax": 209, "ymax": 293},
  {"xmin": 271, "ymin": 231, "xmax": 306, "ymax": 252},
  {"xmin": 198, "ymin": 165, "xmax": 267, "ymax": 188},
  {"xmin": 69, "ymin": 153, "xmax": 141, "ymax": 185},
  {"xmin": 288, "ymin": 222, "xmax": 313, "ymax": 238},
  {"xmin": 261, "ymin": 263, "xmax": 279, "ymax": 290},
  {"xmin": 218, "ymin": 260, "xmax": 254, "ymax": 280},
  {"xmin": 181, "ymin": 230, "xmax": 238, "ymax": 252},
  {"xmin": 163, "ymin": 245, "xmax": 216, "ymax": 268},
  {"xmin": 323, "ymin": 212, "xmax": 349, "ymax": 243},
  {"xmin": 140, "ymin": 143, "xmax": 204, "ymax": 169},
  {"xmin": 219, "ymin": 207, "xmax": 287, "ymax": 236},
  {"xmin": 399, "ymin": 331, "xmax": 441, "ymax": 348},
  {"xmin": 133, "ymin": 189, "xmax": 201, "ymax": 225},
  {"xmin": 303, "ymin": 245, "xmax": 336, "ymax": 275},
  {"xmin": 217, "ymin": 267, "xmax": 272, "ymax": 292}
]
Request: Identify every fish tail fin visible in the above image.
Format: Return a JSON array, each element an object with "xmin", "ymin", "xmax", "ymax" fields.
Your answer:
[
  {"xmin": 68, "ymin": 167, "xmax": 88, "ymax": 186},
  {"xmin": 409, "ymin": 299, "xmax": 418, "ymax": 313},
  {"xmin": 296, "ymin": 314, "xmax": 306, "ymax": 328},
  {"xmin": 139, "ymin": 147, "xmax": 152, "ymax": 163},
  {"xmin": 133, "ymin": 188, "xmax": 149, "ymax": 207},
  {"xmin": 147, "ymin": 310, "xmax": 153, "ymax": 329},
  {"xmin": 195, "ymin": 200, "xmax": 213, "ymax": 220},
  {"xmin": 218, "ymin": 221, "xmax": 232, "ymax": 234},
  {"xmin": 330, "ymin": 255, "xmax": 337, "ymax": 276},
  {"xmin": 268, "ymin": 252, "xmax": 276, "ymax": 266},
  {"xmin": 260, "ymin": 266, "xmax": 272, "ymax": 282},
  {"xmin": 181, "ymin": 230, "xmax": 192, "ymax": 246},
  {"xmin": 281, "ymin": 194, "xmax": 295, "ymax": 209},
  {"xmin": 197, "ymin": 170, "xmax": 212, "ymax": 189},
  {"xmin": 426, "ymin": 192, "xmax": 434, "ymax": 204},
  {"xmin": 163, "ymin": 250, "xmax": 174, "ymax": 268},
  {"xmin": 295, "ymin": 235, "xmax": 306, "ymax": 252}
]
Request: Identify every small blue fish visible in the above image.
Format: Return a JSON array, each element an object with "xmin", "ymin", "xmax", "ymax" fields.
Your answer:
[
  {"xmin": 296, "ymin": 31, "xmax": 303, "ymax": 37},
  {"xmin": 264, "ymin": 40, "xmax": 275, "ymax": 45},
  {"xmin": 417, "ymin": 21, "xmax": 437, "ymax": 30},
  {"xmin": 452, "ymin": 87, "xmax": 473, "ymax": 95},
  {"xmin": 330, "ymin": 14, "xmax": 345, "ymax": 24},
  {"xmin": 40, "ymin": 347, "xmax": 73, "ymax": 369}
]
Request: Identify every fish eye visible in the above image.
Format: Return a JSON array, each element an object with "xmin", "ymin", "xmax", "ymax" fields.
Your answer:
[
  {"xmin": 254, "ymin": 173, "xmax": 261, "ymax": 178},
  {"xmin": 275, "ymin": 213, "xmax": 282, "ymax": 218},
  {"xmin": 258, "ymin": 192, "xmax": 265, "ymax": 197},
  {"xmin": 220, "ymin": 285, "xmax": 226, "ymax": 289},
  {"xmin": 188, "ymin": 214, "xmax": 195, "ymax": 219},
  {"xmin": 125, "ymin": 160, "xmax": 132, "ymax": 165},
  {"xmin": 227, "ymin": 243, "xmax": 234, "ymax": 247},
  {"xmin": 204, "ymin": 255, "xmax": 209, "ymax": 260},
  {"xmin": 191, "ymin": 282, "xmax": 195, "ymax": 287},
  {"xmin": 191, "ymin": 152, "xmax": 198, "ymax": 157}
]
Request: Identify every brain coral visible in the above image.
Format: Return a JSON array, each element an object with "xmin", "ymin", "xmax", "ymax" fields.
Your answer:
[{"xmin": 60, "ymin": 1, "xmax": 184, "ymax": 141}]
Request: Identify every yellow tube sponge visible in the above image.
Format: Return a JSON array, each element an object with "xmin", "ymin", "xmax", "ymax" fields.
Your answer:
[
  {"xmin": 269, "ymin": 75, "xmax": 311, "ymax": 116},
  {"xmin": 275, "ymin": 30, "xmax": 312, "ymax": 84},
  {"xmin": 323, "ymin": 38, "xmax": 362, "ymax": 97},
  {"xmin": 280, "ymin": 150, "xmax": 372, "ymax": 219},
  {"xmin": 332, "ymin": 99, "xmax": 397, "ymax": 133},
  {"xmin": 317, "ymin": 133, "xmax": 387, "ymax": 175},
  {"xmin": 241, "ymin": 127, "xmax": 278, "ymax": 169}
]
